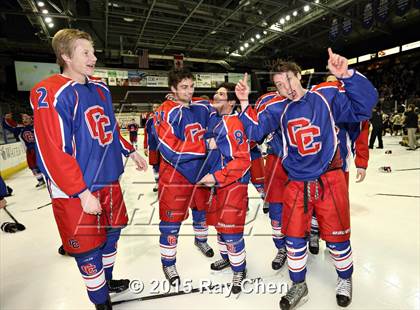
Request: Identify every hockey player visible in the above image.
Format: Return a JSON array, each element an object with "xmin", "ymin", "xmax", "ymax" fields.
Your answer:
[
  {"xmin": 126, "ymin": 118, "xmax": 139, "ymax": 148},
  {"xmin": 30, "ymin": 29, "xmax": 147, "ymax": 310},
  {"xmin": 2, "ymin": 113, "xmax": 46, "ymax": 188},
  {"xmin": 144, "ymin": 104, "xmax": 161, "ymax": 192},
  {"xmin": 199, "ymin": 83, "xmax": 251, "ymax": 294},
  {"xmin": 236, "ymin": 48, "xmax": 378, "ymax": 309},
  {"xmin": 153, "ymin": 68, "xmax": 216, "ymax": 286}
]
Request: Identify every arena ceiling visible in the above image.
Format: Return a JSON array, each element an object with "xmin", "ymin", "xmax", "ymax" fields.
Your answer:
[{"xmin": 1, "ymin": 0, "xmax": 420, "ymax": 70}]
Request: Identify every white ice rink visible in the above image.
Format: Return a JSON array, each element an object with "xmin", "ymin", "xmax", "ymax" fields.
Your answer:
[{"xmin": 1, "ymin": 135, "xmax": 419, "ymax": 310}]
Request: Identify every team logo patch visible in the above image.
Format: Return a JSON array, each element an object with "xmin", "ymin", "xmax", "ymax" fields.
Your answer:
[
  {"xmin": 226, "ymin": 243, "xmax": 236, "ymax": 253},
  {"xmin": 81, "ymin": 263, "xmax": 97, "ymax": 275},
  {"xmin": 167, "ymin": 235, "xmax": 177, "ymax": 245},
  {"xmin": 271, "ymin": 220, "xmax": 280, "ymax": 227},
  {"xmin": 84, "ymin": 106, "xmax": 113, "ymax": 146},
  {"xmin": 185, "ymin": 123, "xmax": 206, "ymax": 142},
  {"xmin": 69, "ymin": 239, "xmax": 80, "ymax": 248},
  {"xmin": 22, "ymin": 130, "xmax": 35, "ymax": 143},
  {"xmin": 287, "ymin": 117, "xmax": 322, "ymax": 156}
]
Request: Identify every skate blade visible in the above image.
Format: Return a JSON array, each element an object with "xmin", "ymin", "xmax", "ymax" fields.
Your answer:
[
  {"xmin": 210, "ymin": 268, "xmax": 231, "ymax": 275},
  {"xmin": 294, "ymin": 295, "xmax": 309, "ymax": 309}
]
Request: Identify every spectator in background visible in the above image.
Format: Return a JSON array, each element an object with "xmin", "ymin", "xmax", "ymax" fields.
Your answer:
[
  {"xmin": 369, "ymin": 105, "xmax": 383, "ymax": 149},
  {"xmin": 382, "ymin": 113, "xmax": 391, "ymax": 136},
  {"xmin": 404, "ymin": 104, "xmax": 419, "ymax": 151},
  {"xmin": 2, "ymin": 113, "xmax": 46, "ymax": 188},
  {"xmin": 127, "ymin": 118, "xmax": 140, "ymax": 149},
  {"xmin": 392, "ymin": 112, "xmax": 403, "ymax": 136}
]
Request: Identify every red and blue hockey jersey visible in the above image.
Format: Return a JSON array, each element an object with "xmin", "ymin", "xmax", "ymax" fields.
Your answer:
[
  {"xmin": 239, "ymin": 70, "xmax": 378, "ymax": 181},
  {"xmin": 153, "ymin": 98, "xmax": 216, "ymax": 183},
  {"xmin": 205, "ymin": 113, "xmax": 250, "ymax": 187},
  {"xmin": 2, "ymin": 118, "xmax": 36, "ymax": 151},
  {"xmin": 127, "ymin": 122, "xmax": 139, "ymax": 134},
  {"xmin": 30, "ymin": 74, "xmax": 134, "ymax": 198}
]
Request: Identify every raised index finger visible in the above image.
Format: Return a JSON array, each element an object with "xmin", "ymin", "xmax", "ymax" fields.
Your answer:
[{"xmin": 328, "ymin": 47, "xmax": 334, "ymax": 58}]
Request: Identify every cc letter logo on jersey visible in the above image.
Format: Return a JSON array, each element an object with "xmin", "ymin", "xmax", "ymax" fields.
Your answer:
[
  {"xmin": 81, "ymin": 263, "xmax": 97, "ymax": 275},
  {"xmin": 185, "ymin": 123, "xmax": 206, "ymax": 142},
  {"xmin": 85, "ymin": 106, "xmax": 113, "ymax": 146},
  {"xmin": 287, "ymin": 118, "xmax": 321, "ymax": 156}
]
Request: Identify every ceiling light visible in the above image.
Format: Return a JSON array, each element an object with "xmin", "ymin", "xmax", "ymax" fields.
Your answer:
[
  {"xmin": 37, "ymin": 1, "xmax": 45, "ymax": 7},
  {"xmin": 304, "ymin": 5, "xmax": 310, "ymax": 12},
  {"xmin": 256, "ymin": 33, "xmax": 261, "ymax": 39},
  {"xmin": 269, "ymin": 24, "xmax": 282, "ymax": 32},
  {"xmin": 315, "ymin": 0, "xmax": 319, "ymax": 3},
  {"xmin": 240, "ymin": 46, "xmax": 245, "ymax": 51},
  {"xmin": 44, "ymin": 17, "xmax": 52, "ymax": 23},
  {"xmin": 48, "ymin": 23, "xmax": 54, "ymax": 28},
  {"xmin": 211, "ymin": 30, "xmax": 217, "ymax": 34},
  {"xmin": 286, "ymin": 15, "xmax": 290, "ymax": 21},
  {"xmin": 263, "ymin": 30, "xmax": 267, "ymax": 35},
  {"xmin": 42, "ymin": 9, "xmax": 48, "ymax": 14},
  {"xmin": 123, "ymin": 17, "xmax": 134, "ymax": 22},
  {"xmin": 244, "ymin": 42, "xmax": 250, "ymax": 48},
  {"xmin": 250, "ymin": 38, "xmax": 255, "ymax": 42},
  {"xmin": 280, "ymin": 18, "xmax": 285, "ymax": 24},
  {"xmin": 293, "ymin": 11, "xmax": 298, "ymax": 16},
  {"xmin": 230, "ymin": 51, "xmax": 242, "ymax": 57}
]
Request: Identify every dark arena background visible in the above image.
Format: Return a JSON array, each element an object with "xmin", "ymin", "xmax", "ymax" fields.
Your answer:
[{"xmin": 0, "ymin": 1, "xmax": 419, "ymax": 310}]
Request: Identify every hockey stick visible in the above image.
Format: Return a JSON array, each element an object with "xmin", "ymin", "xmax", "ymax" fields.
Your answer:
[
  {"xmin": 376, "ymin": 193, "xmax": 420, "ymax": 198},
  {"xmin": 21, "ymin": 202, "xmax": 52, "ymax": 212},
  {"xmin": 111, "ymin": 286, "xmax": 203, "ymax": 305},
  {"xmin": 394, "ymin": 168, "xmax": 420, "ymax": 172},
  {"xmin": 111, "ymin": 277, "xmax": 264, "ymax": 305}
]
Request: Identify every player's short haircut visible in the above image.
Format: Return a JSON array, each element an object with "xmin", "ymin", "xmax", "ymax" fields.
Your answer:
[
  {"xmin": 269, "ymin": 60, "xmax": 302, "ymax": 81},
  {"xmin": 218, "ymin": 82, "xmax": 239, "ymax": 105},
  {"xmin": 168, "ymin": 68, "xmax": 194, "ymax": 89},
  {"xmin": 325, "ymin": 74, "xmax": 338, "ymax": 82},
  {"xmin": 52, "ymin": 29, "xmax": 94, "ymax": 67}
]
